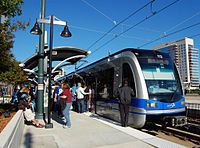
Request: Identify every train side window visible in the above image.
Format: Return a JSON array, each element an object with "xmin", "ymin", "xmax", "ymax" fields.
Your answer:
[
  {"xmin": 122, "ymin": 63, "xmax": 136, "ymax": 95},
  {"xmin": 97, "ymin": 68, "xmax": 114, "ymax": 100}
]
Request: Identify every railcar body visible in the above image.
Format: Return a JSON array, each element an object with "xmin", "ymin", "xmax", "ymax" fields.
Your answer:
[{"xmin": 67, "ymin": 48, "xmax": 187, "ymax": 128}]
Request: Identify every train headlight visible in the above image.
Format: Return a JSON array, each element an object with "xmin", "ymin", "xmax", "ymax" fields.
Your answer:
[
  {"xmin": 181, "ymin": 101, "xmax": 185, "ymax": 106},
  {"xmin": 146, "ymin": 103, "xmax": 158, "ymax": 108}
]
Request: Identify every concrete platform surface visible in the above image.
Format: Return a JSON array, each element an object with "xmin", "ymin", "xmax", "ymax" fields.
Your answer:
[{"xmin": 20, "ymin": 111, "xmax": 185, "ymax": 148}]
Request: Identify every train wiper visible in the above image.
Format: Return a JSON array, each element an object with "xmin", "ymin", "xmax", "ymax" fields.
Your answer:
[{"xmin": 170, "ymin": 88, "xmax": 178, "ymax": 102}]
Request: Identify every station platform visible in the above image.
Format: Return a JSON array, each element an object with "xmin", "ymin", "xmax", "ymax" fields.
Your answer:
[{"xmin": 20, "ymin": 111, "xmax": 185, "ymax": 148}]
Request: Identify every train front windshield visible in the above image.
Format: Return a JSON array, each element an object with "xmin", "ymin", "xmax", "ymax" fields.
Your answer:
[{"xmin": 138, "ymin": 54, "xmax": 182, "ymax": 103}]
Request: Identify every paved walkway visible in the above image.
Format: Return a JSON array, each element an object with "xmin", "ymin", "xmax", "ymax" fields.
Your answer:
[
  {"xmin": 20, "ymin": 111, "xmax": 185, "ymax": 148},
  {"xmin": 20, "ymin": 112, "xmax": 152, "ymax": 148}
]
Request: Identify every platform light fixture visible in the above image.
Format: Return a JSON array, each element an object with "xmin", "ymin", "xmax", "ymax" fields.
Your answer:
[
  {"xmin": 60, "ymin": 22, "xmax": 72, "ymax": 37},
  {"xmin": 30, "ymin": 19, "xmax": 42, "ymax": 35},
  {"xmin": 30, "ymin": 15, "xmax": 72, "ymax": 128}
]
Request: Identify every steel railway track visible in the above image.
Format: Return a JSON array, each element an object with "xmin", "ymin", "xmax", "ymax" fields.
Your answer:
[
  {"xmin": 156, "ymin": 124, "xmax": 200, "ymax": 144},
  {"xmin": 141, "ymin": 123, "xmax": 200, "ymax": 145}
]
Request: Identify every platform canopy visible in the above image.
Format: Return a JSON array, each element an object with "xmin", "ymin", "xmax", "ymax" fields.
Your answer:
[{"xmin": 20, "ymin": 46, "xmax": 90, "ymax": 70}]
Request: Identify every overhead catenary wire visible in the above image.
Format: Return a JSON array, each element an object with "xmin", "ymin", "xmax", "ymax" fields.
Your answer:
[
  {"xmin": 90, "ymin": 0, "xmax": 180, "ymax": 55},
  {"xmin": 69, "ymin": 24, "xmax": 152, "ymax": 41},
  {"xmin": 121, "ymin": 34, "xmax": 152, "ymax": 41},
  {"xmin": 137, "ymin": 22, "xmax": 200, "ymax": 48},
  {"xmin": 81, "ymin": 0, "xmax": 161, "ymax": 33},
  {"xmin": 81, "ymin": 0, "xmax": 117, "ymax": 25},
  {"xmin": 165, "ymin": 10, "xmax": 200, "ymax": 33},
  {"xmin": 188, "ymin": 33, "xmax": 200, "ymax": 38},
  {"xmin": 121, "ymin": 23, "xmax": 161, "ymax": 33},
  {"xmin": 86, "ymin": 0, "xmax": 155, "ymax": 50}
]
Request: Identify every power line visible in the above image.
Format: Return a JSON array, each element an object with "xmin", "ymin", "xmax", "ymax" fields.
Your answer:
[
  {"xmin": 81, "ymin": 0, "xmax": 161, "ymax": 34},
  {"xmin": 81, "ymin": 0, "xmax": 116, "ymax": 25},
  {"xmin": 165, "ymin": 10, "xmax": 200, "ymax": 33},
  {"xmin": 86, "ymin": 0, "xmax": 155, "ymax": 50},
  {"xmin": 90, "ymin": 0, "xmax": 180, "ymax": 55},
  {"xmin": 121, "ymin": 34, "xmax": 152, "ymax": 41},
  {"xmin": 70, "ymin": 25, "xmax": 112, "ymax": 34},
  {"xmin": 138, "ymin": 22, "xmax": 200, "ymax": 48},
  {"xmin": 188, "ymin": 33, "xmax": 200, "ymax": 38},
  {"xmin": 69, "ymin": 24, "xmax": 152, "ymax": 41},
  {"xmin": 121, "ymin": 23, "xmax": 161, "ymax": 33},
  {"xmin": 82, "ymin": 0, "xmax": 163, "ymax": 35}
]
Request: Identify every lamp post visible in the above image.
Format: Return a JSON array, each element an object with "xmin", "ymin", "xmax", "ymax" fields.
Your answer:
[
  {"xmin": 30, "ymin": 15, "xmax": 72, "ymax": 128},
  {"xmin": 36, "ymin": 0, "xmax": 45, "ymax": 120}
]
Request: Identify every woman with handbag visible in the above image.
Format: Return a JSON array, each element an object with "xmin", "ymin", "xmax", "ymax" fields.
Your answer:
[{"xmin": 59, "ymin": 82, "xmax": 72, "ymax": 128}]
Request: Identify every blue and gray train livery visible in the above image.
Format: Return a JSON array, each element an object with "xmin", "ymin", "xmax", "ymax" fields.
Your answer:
[{"xmin": 67, "ymin": 48, "xmax": 187, "ymax": 128}]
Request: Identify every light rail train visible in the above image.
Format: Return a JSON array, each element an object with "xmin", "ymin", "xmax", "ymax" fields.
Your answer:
[{"xmin": 61, "ymin": 48, "xmax": 187, "ymax": 128}]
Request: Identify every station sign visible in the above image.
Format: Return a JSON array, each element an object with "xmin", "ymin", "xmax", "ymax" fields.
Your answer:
[{"xmin": 38, "ymin": 84, "xmax": 44, "ymax": 90}]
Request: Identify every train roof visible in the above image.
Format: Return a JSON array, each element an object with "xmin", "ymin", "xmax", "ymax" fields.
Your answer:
[
  {"xmin": 78, "ymin": 48, "xmax": 168, "ymax": 69},
  {"xmin": 58, "ymin": 48, "xmax": 170, "ymax": 81}
]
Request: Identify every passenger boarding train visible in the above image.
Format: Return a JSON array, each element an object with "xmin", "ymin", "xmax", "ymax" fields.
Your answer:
[{"xmin": 63, "ymin": 48, "xmax": 186, "ymax": 128}]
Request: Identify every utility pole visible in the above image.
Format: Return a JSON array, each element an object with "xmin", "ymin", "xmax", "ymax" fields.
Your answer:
[{"xmin": 36, "ymin": 0, "xmax": 46, "ymax": 119}]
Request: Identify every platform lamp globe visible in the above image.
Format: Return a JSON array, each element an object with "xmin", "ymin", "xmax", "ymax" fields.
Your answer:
[
  {"xmin": 30, "ymin": 15, "xmax": 72, "ymax": 128},
  {"xmin": 30, "ymin": 19, "xmax": 42, "ymax": 35},
  {"xmin": 61, "ymin": 22, "xmax": 72, "ymax": 37}
]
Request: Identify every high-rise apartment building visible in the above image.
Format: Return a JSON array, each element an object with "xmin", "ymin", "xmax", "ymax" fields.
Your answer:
[{"xmin": 151, "ymin": 37, "xmax": 199, "ymax": 89}]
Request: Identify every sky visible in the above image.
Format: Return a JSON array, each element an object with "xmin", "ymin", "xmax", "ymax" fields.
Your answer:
[{"xmin": 13, "ymin": 0, "xmax": 200, "ymax": 75}]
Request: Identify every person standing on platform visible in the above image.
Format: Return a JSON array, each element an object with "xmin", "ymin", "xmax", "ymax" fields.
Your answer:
[
  {"xmin": 54, "ymin": 82, "xmax": 64, "ymax": 118},
  {"xmin": 84, "ymin": 85, "xmax": 91, "ymax": 112},
  {"xmin": 71, "ymin": 83, "xmax": 77, "ymax": 111},
  {"xmin": 115, "ymin": 80, "xmax": 135, "ymax": 127},
  {"xmin": 76, "ymin": 82, "xmax": 90, "ymax": 113},
  {"xmin": 59, "ymin": 82, "xmax": 72, "ymax": 128}
]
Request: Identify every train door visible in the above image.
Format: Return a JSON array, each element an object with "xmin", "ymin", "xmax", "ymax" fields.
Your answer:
[
  {"xmin": 122, "ymin": 62, "xmax": 144, "ymax": 126},
  {"xmin": 95, "ymin": 67, "xmax": 120, "ymax": 120},
  {"xmin": 122, "ymin": 63, "xmax": 136, "ymax": 92}
]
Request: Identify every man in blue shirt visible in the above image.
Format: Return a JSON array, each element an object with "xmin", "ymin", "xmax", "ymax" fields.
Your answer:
[
  {"xmin": 54, "ymin": 82, "xmax": 63, "ymax": 117},
  {"xmin": 71, "ymin": 84, "xmax": 77, "ymax": 111}
]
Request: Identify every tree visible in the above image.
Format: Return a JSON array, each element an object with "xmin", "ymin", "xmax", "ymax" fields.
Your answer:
[
  {"xmin": 0, "ymin": 59, "xmax": 27, "ymax": 84},
  {"xmin": 0, "ymin": 0, "xmax": 29, "ymax": 84}
]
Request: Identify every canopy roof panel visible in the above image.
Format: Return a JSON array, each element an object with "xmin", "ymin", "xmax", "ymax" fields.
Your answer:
[{"xmin": 22, "ymin": 46, "xmax": 89, "ymax": 69}]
